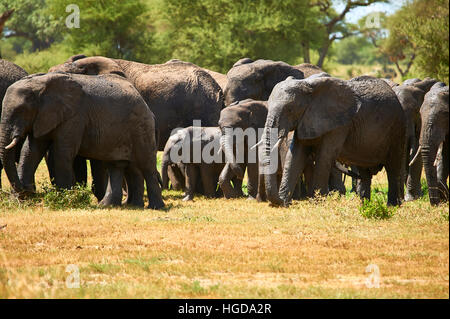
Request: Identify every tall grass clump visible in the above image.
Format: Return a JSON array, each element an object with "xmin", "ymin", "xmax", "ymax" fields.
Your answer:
[
  {"xmin": 42, "ymin": 184, "xmax": 92, "ymax": 210},
  {"xmin": 359, "ymin": 193, "xmax": 396, "ymax": 220}
]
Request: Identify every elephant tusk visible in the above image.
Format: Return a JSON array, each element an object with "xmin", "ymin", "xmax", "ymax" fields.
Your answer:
[
  {"xmin": 5, "ymin": 137, "xmax": 19, "ymax": 150},
  {"xmin": 271, "ymin": 138, "xmax": 282, "ymax": 152},
  {"xmin": 434, "ymin": 143, "xmax": 443, "ymax": 167},
  {"xmin": 217, "ymin": 145, "xmax": 223, "ymax": 155},
  {"xmin": 409, "ymin": 145, "xmax": 422, "ymax": 166},
  {"xmin": 250, "ymin": 139, "xmax": 263, "ymax": 150}
]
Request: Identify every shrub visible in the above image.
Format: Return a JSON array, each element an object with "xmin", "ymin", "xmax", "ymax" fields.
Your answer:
[
  {"xmin": 359, "ymin": 194, "xmax": 395, "ymax": 220},
  {"xmin": 42, "ymin": 184, "xmax": 92, "ymax": 210}
]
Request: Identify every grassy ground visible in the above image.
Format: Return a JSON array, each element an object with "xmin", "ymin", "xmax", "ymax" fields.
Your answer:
[{"xmin": 0, "ymin": 158, "xmax": 448, "ymax": 299}]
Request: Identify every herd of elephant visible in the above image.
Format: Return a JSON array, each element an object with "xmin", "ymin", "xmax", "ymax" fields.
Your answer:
[{"xmin": 0, "ymin": 55, "xmax": 448, "ymax": 210}]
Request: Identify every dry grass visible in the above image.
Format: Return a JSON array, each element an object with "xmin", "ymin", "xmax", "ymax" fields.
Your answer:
[{"xmin": 0, "ymin": 159, "xmax": 448, "ymax": 299}]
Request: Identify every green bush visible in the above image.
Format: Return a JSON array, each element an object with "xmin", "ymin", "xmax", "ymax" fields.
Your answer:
[
  {"xmin": 359, "ymin": 194, "xmax": 395, "ymax": 220},
  {"xmin": 42, "ymin": 184, "xmax": 92, "ymax": 210}
]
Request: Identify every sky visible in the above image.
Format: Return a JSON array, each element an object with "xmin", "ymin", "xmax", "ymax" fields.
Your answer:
[{"xmin": 334, "ymin": 0, "xmax": 407, "ymax": 23}]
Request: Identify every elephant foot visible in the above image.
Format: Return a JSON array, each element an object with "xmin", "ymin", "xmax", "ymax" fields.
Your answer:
[
  {"xmin": 256, "ymin": 194, "xmax": 266, "ymax": 202},
  {"xmin": 99, "ymin": 198, "xmax": 121, "ymax": 207},
  {"xmin": 404, "ymin": 192, "xmax": 421, "ymax": 202},
  {"xmin": 147, "ymin": 199, "xmax": 165, "ymax": 210}
]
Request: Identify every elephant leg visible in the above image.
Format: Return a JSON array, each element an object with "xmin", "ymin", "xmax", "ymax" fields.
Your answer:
[
  {"xmin": 183, "ymin": 164, "xmax": 198, "ymax": 201},
  {"xmin": 99, "ymin": 163, "xmax": 125, "ymax": 207},
  {"xmin": 200, "ymin": 165, "xmax": 217, "ymax": 198},
  {"xmin": 356, "ymin": 168, "xmax": 372, "ymax": 201},
  {"xmin": 142, "ymin": 168, "xmax": 165, "ymax": 210},
  {"xmin": 124, "ymin": 165, "xmax": 144, "ymax": 208},
  {"xmin": 90, "ymin": 159, "xmax": 108, "ymax": 202},
  {"xmin": 18, "ymin": 137, "xmax": 50, "ymax": 192},
  {"xmin": 256, "ymin": 172, "xmax": 266, "ymax": 202},
  {"xmin": 231, "ymin": 176, "xmax": 244, "ymax": 197},
  {"xmin": 405, "ymin": 136, "xmax": 423, "ymax": 201},
  {"xmin": 329, "ymin": 167, "xmax": 346, "ymax": 195},
  {"xmin": 437, "ymin": 137, "xmax": 449, "ymax": 201},
  {"xmin": 279, "ymin": 138, "xmax": 308, "ymax": 204},
  {"xmin": 246, "ymin": 162, "xmax": 259, "ymax": 199},
  {"xmin": 219, "ymin": 163, "xmax": 239, "ymax": 198},
  {"xmin": 385, "ymin": 157, "xmax": 403, "ymax": 207},
  {"xmin": 350, "ymin": 166, "xmax": 359, "ymax": 193},
  {"xmin": 303, "ymin": 160, "xmax": 314, "ymax": 198},
  {"xmin": 311, "ymin": 130, "xmax": 347, "ymax": 197},
  {"xmin": 73, "ymin": 156, "xmax": 87, "ymax": 186}
]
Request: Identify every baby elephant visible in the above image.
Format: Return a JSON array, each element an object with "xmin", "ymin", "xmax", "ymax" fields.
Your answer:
[
  {"xmin": 0, "ymin": 72, "xmax": 164, "ymax": 209},
  {"xmin": 161, "ymin": 126, "xmax": 226, "ymax": 201}
]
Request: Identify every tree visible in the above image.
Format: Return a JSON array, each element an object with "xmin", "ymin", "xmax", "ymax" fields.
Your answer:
[
  {"xmin": 0, "ymin": 0, "xmax": 62, "ymax": 51},
  {"xmin": 306, "ymin": 0, "xmax": 388, "ymax": 67},
  {"xmin": 159, "ymin": 0, "xmax": 312, "ymax": 73},
  {"xmin": 47, "ymin": 0, "xmax": 160, "ymax": 62},
  {"xmin": 371, "ymin": 0, "xmax": 449, "ymax": 82}
]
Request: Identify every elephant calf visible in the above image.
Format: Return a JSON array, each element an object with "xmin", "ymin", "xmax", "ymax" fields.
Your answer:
[
  {"xmin": 161, "ymin": 126, "xmax": 226, "ymax": 201},
  {"xmin": 0, "ymin": 72, "xmax": 164, "ymax": 209}
]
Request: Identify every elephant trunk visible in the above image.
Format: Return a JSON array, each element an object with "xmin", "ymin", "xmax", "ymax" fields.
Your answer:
[
  {"xmin": 221, "ymin": 130, "xmax": 244, "ymax": 179},
  {"xmin": 161, "ymin": 155, "xmax": 170, "ymax": 190},
  {"xmin": 0, "ymin": 125, "xmax": 24, "ymax": 193},
  {"xmin": 262, "ymin": 115, "xmax": 283, "ymax": 206},
  {"xmin": 421, "ymin": 145, "xmax": 441, "ymax": 205}
]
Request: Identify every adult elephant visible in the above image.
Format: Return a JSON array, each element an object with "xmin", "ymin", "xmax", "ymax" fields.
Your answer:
[
  {"xmin": 50, "ymin": 55, "xmax": 224, "ymax": 150},
  {"xmin": 165, "ymin": 59, "xmax": 227, "ymax": 92},
  {"xmin": 0, "ymin": 59, "xmax": 28, "ymax": 189},
  {"xmin": 224, "ymin": 59, "xmax": 304, "ymax": 105},
  {"xmin": 262, "ymin": 75, "xmax": 406, "ymax": 207},
  {"xmin": 410, "ymin": 83, "xmax": 449, "ymax": 205},
  {"xmin": 161, "ymin": 126, "xmax": 226, "ymax": 201},
  {"xmin": 393, "ymin": 77, "xmax": 438, "ymax": 201},
  {"xmin": 0, "ymin": 72, "xmax": 164, "ymax": 209}
]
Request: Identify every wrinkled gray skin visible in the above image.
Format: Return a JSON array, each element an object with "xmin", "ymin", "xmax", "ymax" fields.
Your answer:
[
  {"xmin": 416, "ymin": 83, "xmax": 449, "ymax": 205},
  {"xmin": 50, "ymin": 55, "xmax": 224, "ymax": 150},
  {"xmin": 218, "ymin": 99, "xmax": 268, "ymax": 200},
  {"xmin": 224, "ymin": 59, "xmax": 304, "ymax": 105},
  {"xmin": 393, "ymin": 77, "xmax": 439, "ymax": 201},
  {"xmin": 263, "ymin": 75, "xmax": 406, "ymax": 207},
  {"xmin": 161, "ymin": 126, "xmax": 225, "ymax": 201},
  {"xmin": 0, "ymin": 72, "xmax": 164, "ymax": 209},
  {"xmin": 0, "ymin": 59, "xmax": 28, "ymax": 189},
  {"xmin": 165, "ymin": 59, "xmax": 227, "ymax": 92}
]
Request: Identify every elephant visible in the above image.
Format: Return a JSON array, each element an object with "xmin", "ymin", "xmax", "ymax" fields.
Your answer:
[
  {"xmin": 165, "ymin": 59, "xmax": 227, "ymax": 92},
  {"xmin": 261, "ymin": 75, "xmax": 406, "ymax": 207},
  {"xmin": 161, "ymin": 126, "xmax": 226, "ymax": 201},
  {"xmin": 224, "ymin": 59, "xmax": 304, "ymax": 105},
  {"xmin": 49, "ymin": 55, "xmax": 224, "ymax": 150},
  {"xmin": 393, "ymin": 77, "xmax": 439, "ymax": 201},
  {"xmin": 0, "ymin": 59, "xmax": 28, "ymax": 189},
  {"xmin": 410, "ymin": 83, "xmax": 449, "ymax": 205},
  {"xmin": 294, "ymin": 63, "xmax": 324, "ymax": 78},
  {"xmin": 218, "ymin": 99, "xmax": 268, "ymax": 200},
  {"xmin": 0, "ymin": 72, "xmax": 164, "ymax": 209}
]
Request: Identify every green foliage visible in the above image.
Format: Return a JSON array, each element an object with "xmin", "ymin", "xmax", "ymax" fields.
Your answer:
[
  {"xmin": 0, "ymin": 0, "xmax": 62, "ymax": 50},
  {"xmin": 11, "ymin": 43, "xmax": 70, "ymax": 73},
  {"xmin": 382, "ymin": 0, "xmax": 449, "ymax": 82},
  {"xmin": 333, "ymin": 36, "xmax": 384, "ymax": 65},
  {"xmin": 47, "ymin": 0, "xmax": 162, "ymax": 62},
  {"xmin": 359, "ymin": 194, "xmax": 395, "ymax": 220},
  {"xmin": 158, "ymin": 0, "xmax": 313, "ymax": 72},
  {"xmin": 42, "ymin": 183, "xmax": 93, "ymax": 210}
]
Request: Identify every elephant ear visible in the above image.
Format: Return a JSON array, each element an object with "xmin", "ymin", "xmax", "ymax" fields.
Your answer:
[
  {"xmin": 33, "ymin": 74, "xmax": 82, "ymax": 138},
  {"xmin": 297, "ymin": 77, "xmax": 360, "ymax": 140},
  {"xmin": 263, "ymin": 62, "xmax": 304, "ymax": 97}
]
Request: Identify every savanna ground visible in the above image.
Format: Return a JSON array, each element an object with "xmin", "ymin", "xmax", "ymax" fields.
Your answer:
[{"xmin": 0, "ymin": 154, "xmax": 448, "ymax": 299}]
